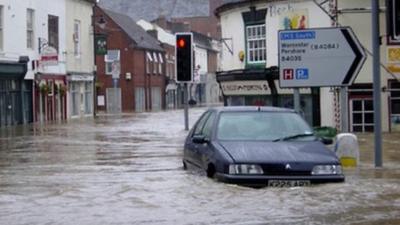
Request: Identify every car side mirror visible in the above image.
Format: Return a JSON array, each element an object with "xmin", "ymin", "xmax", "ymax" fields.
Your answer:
[
  {"xmin": 192, "ymin": 135, "xmax": 208, "ymax": 144},
  {"xmin": 320, "ymin": 137, "xmax": 333, "ymax": 145}
]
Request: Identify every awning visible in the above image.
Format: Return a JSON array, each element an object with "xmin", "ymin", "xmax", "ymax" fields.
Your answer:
[
  {"xmin": 24, "ymin": 70, "xmax": 35, "ymax": 80},
  {"xmin": 68, "ymin": 73, "xmax": 94, "ymax": 81}
]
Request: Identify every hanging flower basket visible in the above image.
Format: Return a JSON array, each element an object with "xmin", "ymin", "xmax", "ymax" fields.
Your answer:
[
  {"xmin": 40, "ymin": 83, "xmax": 50, "ymax": 95},
  {"xmin": 59, "ymin": 85, "xmax": 67, "ymax": 96}
]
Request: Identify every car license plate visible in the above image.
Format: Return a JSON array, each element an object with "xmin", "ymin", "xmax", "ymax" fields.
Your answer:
[{"xmin": 268, "ymin": 180, "xmax": 310, "ymax": 187}]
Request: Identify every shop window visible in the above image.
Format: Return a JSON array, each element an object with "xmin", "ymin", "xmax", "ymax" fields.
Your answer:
[
  {"xmin": 390, "ymin": 81, "xmax": 400, "ymax": 131},
  {"xmin": 85, "ymin": 82, "xmax": 92, "ymax": 114},
  {"xmin": 71, "ymin": 82, "xmax": 79, "ymax": 116}
]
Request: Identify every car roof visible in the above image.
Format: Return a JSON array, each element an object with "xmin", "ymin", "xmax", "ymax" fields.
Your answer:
[{"xmin": 209, "ymin": 106, "xmax": 296, "ymax": 113}]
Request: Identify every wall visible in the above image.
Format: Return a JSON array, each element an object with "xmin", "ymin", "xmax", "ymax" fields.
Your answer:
[
  {"xmin": 219, "ymin": 0, "xmax": 331, "ymax": 71},
  {"xmin": 65, "ymin": 0, "xmax": 94, "ymax": 74},
  {"xmin": 338, "ymin": 0, "xmax": 392, "ymax": 131}
]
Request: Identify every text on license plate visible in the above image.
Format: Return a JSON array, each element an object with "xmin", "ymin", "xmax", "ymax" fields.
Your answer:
[{"xmin": 268, "ymin": 180, "xmax": 310, "ymax": 187}]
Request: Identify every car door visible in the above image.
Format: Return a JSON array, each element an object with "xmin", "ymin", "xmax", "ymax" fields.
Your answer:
[
  {"xmin": 194, "ymin": 112, "xmax": 216, "ymax": 169},
  {"xmin": 185, "ymin": 111, "xmax": 211, "ymax": 168}
]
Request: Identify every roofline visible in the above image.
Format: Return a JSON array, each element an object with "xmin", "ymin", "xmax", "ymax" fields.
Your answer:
[
  {"xmin": 97, "ymin": 6, "xmax": 164, "ymax": 52},
  {"xmin": 215, "ymin": 0, "xmax": 287, "ymax": 17}
]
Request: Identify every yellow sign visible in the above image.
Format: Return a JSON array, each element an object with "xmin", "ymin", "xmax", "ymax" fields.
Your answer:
[
  {"xmin": 388, "ymin": 47, "xmax": 400, "ymax": 63},
  {"xmin": 387, "ymin": 47, "xmax": 400, "ymax": 73}
]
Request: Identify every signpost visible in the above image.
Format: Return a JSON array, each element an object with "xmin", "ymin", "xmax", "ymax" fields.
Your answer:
[
  {"xmin": 278, "ymin": 27, "xmax": 366, "ymax": 88},
  {"xmin": 278, "ymin": 27, "xmax": 367, "ymax": 136}
]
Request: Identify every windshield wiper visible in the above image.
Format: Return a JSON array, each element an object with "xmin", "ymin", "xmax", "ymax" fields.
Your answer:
[{"xmin": 273, "ymin": 133, "xmax": 315, "ymax": 142}]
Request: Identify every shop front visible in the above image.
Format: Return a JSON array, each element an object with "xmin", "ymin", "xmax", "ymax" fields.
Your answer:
[
  {"xmin": 34, "ymin": 74, "xmax": 67, "ymax": 123},
  {"xmin": 67, "ymin": 73, "xmax": 94, "ymax": 118},
  {"xmin": 217, "ymin": 68, "xmax": 320, "ymax": 126},
  {"xmin": 0, "ymin": 58, "xmax": 32, "ymax": 127}
]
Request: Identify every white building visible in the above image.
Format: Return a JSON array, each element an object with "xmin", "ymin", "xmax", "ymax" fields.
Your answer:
[
  {"xmin": 65, "ymin": 0, "xmax": 95, "ymax": 119},
  {"xmin": 337, "ymin": 0, "xmax": 399, "ymax": 132},
  {"xmin": 216, "ymin": 0, "xmax": 400, "ymax": 132},
  {"xmin": 216, "ymin": 0, "xmax": 332, "ymax": 126},
  {"xmin": 0, "ymin": 0, "xmax": 67, "ymax": 125}
]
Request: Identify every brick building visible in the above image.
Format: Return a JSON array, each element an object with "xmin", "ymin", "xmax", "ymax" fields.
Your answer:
[{"xmin": 94, "ymin": 6, "xmax": 165, "ymax": 113}]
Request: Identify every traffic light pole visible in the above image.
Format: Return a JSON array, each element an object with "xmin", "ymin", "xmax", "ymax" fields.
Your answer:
[{"xmin": 184, "ymin": 83, "xmax": 189, "ymax": 131}]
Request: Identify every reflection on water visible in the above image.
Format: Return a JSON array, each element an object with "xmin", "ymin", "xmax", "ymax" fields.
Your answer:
[{"xmin": 0, "ymin": 109, "xmax": 400, "ymax": 225}]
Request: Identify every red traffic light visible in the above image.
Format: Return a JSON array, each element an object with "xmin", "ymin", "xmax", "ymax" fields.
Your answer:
[{"xmin": 177, "ymin": 38, "xmax": 186, "ymax": 48}]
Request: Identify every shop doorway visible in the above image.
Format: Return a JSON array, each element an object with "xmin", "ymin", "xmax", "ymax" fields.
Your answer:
[{"xmin": 0, "ymin": 79, "xmax": 23, "ymax": 127}]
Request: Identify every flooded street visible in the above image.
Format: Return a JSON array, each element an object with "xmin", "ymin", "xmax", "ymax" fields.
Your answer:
[{"xmin": 1, "ymin": 108, "xmax": 400, "ymax": 225}]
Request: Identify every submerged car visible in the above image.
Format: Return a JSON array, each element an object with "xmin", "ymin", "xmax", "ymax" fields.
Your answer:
[{"xmin": 183, "ymin": 106, "xmax": 344, "ymax": 187}]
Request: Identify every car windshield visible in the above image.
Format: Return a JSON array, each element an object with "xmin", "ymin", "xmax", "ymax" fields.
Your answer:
[{"xmin": 217, "ymin": 111, "xmax": 314, "ymax": 141}]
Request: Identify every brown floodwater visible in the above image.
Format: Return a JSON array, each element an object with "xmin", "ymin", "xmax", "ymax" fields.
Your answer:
[{"xmin": 0, "ymin": 108, "xmax": 399, "ymax": 225}]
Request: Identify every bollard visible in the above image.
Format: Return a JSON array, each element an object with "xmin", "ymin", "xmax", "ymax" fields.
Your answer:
[{"xmin": 334, "ymin": 133, "xmax": 360, "ymax": 167}]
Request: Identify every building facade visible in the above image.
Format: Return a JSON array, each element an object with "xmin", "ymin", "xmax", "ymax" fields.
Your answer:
[
  {"xmin": 337, "ymin": 0, "xmax": 399, "ymax": 132},
  {"xmin": 94, "ymin": 6, "xmax": 166, "ymax": 113},
  {"xmin": 65, "ymin": 0, "xmax": 95, "ymax": 119},
  {"xmin": 137, "ymin": 19, "xmax": 178, "ymax": 109},
  {"xmin": 0, "ymin": 0, "xmax": 69, "ymax": 126},
  {"xmin": 216, "ymin": 0, "xmax": 332, "ymax": 126}
]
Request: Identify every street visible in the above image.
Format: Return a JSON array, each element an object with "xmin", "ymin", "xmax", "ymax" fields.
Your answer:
[{"xmin": 1, "ymin": 108, "xmax": 400, "ymax": 225}]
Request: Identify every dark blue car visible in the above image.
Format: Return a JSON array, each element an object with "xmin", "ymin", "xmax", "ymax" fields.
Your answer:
[{"xmin": 183, "ymin": 106, "xmax": 345, "ymax": 187}]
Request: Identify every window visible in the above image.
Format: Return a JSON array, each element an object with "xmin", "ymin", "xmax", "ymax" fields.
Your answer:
[
  {"xmin": 146, "ymin": 52, "xmax": 153, "ymax": 74},
  {"xmin": 246, "ymin": 24, "xmax": 266, "ymax": 64},
  {"xmin": 350, "ymin": 99, "xmax": 374, "ymax": 132},
  {"xmin": 84, "ymin": 82, "xmax": 92, "ymax": 114},
  {"xmin": 27, "ymin": 9, "xmax": 35, "ymax": 49},
  {"xmin": 71, "ymin": 82, "xmax": 79, "ymax": 116},
  {"xmin": 48, "ymin": 15, "xmax": 59, "ymax": 51},
  {"xmin": 0, "ymin": 6, "xmax": 3, "ymax": 50},
  {"xmin": 202, "ymin": 112, "xmax": 216, "ymax": 138},
  {"xmin": 153, "ymin": 52, "xmax": 158, "ymax": 74},
  {"xmin": 73, "ymin": 20, "xmax": 81, "ymax": 57},
  {"xmin": 390, "ymin": 81, "xmax": 400, "ymax": 131},
  {"xmin": 158, "ymin": 53, "xmax": 163, "ymax": 74},
  {"xmin": 193, "ymin": 112, "xmax": 211, "ymax": 136},
  {"xmin": 104, "ymin": 50, "xmax": 120, "ymax": 75}
]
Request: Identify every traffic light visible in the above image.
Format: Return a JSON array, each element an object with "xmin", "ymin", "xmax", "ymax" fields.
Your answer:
[
  {"xmin": 175, "ymin": 33, "xmax": 193, "ymax": 82},
  {"xmin": 388, "ymin": 0, "xmax": 400, "ymax": 40}
]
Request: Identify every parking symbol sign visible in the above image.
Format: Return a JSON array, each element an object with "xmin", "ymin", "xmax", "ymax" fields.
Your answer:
[{"xmin": 296, "ymin": 69, "xmax": 309, "ymax": 80}]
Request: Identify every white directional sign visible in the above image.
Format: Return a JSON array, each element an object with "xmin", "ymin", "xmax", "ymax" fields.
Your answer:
[{"xmin": 278, "ymin": 27, "xmax": 366, "ymax": 88}]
